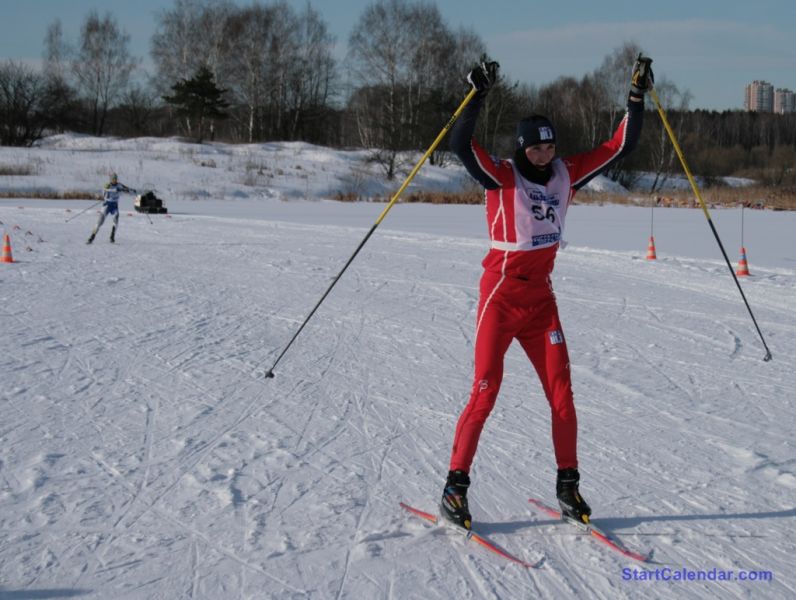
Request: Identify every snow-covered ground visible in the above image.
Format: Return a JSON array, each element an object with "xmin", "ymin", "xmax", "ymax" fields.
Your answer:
[
  {"xmin": 4, "ymin": 135, "xmax": 476, "ymax": 203},
  {"xmin": 2, "ymin": 133, "xmax": 750, "ymax": 203},
  {"xmin": 1, "ymin": 136, "xmax": 795, "ymax": 599}
]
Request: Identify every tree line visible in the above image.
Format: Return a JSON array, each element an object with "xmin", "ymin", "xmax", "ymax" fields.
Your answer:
[{"xmin": 1, "ymin": 0, "xmax": 793, "ymax": 189}]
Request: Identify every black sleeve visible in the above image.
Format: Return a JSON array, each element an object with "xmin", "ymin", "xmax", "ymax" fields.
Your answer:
[
  {"xmin": 449, "ymin": 93, "xmax": 501, "ymax": 190},
  {"xmin": 619, "ymin": 95, "xmax": 645, "ymax": 158}
]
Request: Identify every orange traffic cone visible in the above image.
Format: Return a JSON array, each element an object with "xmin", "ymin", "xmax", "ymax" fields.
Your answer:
[
  {"xmin": 646, "ymin": 236, "xmax": 657, "ymax": 260},
  {"xmin": 1, "ymin": 233, "xmax": 14, "ymax": 263},
  {"xmin": 736, "ymin": 247, "xmax": 750, "ymax": 276}
]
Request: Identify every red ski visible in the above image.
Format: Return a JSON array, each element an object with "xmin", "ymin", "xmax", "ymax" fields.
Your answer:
[
  {"xmin": 528, "ymin": 498, "xmax": 653, "ymax": 563},
  {"xmin": 399, "ymin": 502, "xmax": 542, "ymax": 568}
]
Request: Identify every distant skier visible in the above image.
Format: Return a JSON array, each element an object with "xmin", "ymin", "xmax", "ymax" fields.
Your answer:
[
  {"xmin": 87, "ymin": 173, "xmax": 136, "ymax": 244},
  {"xmin": 441, "ymin": 55, "xmax": 653, "ymax": 529}
]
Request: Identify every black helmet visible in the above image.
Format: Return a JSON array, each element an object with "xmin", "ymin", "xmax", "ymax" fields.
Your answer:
[{"xmin": 516, "ymin": 115, "xmax": 556, "ymax": 149}]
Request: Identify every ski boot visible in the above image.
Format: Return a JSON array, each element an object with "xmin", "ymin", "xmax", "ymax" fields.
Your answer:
[
  {"xmin": 556, "ymin": 468, "xmax": 592, "ymax": 525},
  {"xmin": 86, "ymin": 231, "xmax": 96, "ymax": 244},
  {"xmin": 440, "ymin": 470, "xmax": 472, "ymax": 530},
  {"xmin": 109, "ymin": 226, "xmax": 116, "ymax": 243}
]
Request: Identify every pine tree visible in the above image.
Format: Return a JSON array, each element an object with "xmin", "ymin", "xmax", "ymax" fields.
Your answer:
[{"xmin": 163, "ymin": 66, "xmax": 229, "ymax": 143}]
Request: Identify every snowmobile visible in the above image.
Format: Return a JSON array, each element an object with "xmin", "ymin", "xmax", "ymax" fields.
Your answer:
[{"xmin": 134, "ymin": 190, "xmax": 168, "ymax": 214}]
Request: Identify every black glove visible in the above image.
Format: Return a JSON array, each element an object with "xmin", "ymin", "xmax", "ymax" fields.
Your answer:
[
  {"xmin": 467, "ymin": 61, "xmax": 499, "ymax": 93},
  {"xmin": 630, "ymin": 54, "xmax": 654, "ymax": 96}
]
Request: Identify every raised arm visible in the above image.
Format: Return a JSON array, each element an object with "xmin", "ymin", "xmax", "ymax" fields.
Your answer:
[
  {"xmin": 567, "ymin": 55, "xmax": 653, "ymax": 191},
  {"xmin": 449, "ymin": 62, "xmax": 502, "ymax": 190},
  {"xmin": 566, "ymin": 99, "xmax": 644, "ymax": 191}
]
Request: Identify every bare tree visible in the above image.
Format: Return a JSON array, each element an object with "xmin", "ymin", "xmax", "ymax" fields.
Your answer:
[
  {"xmin": 42, "ymin": 19, "xmax": 80, "ymax": 133},
  {"xmin": 117, "ymin": 85, "xmax": 159, "ymax": 137},
  {"xmin": 260, "ymin": 2, "xmax": 297, "ymax": 139},
  {"xmin": 432, "ymin": 27, "xmax": 489, "ymax": 164},
  {"xmin": 194, "ymin": 1, "xmax": 237, "ymax": 86},
  {"xmin": 589, "ymin": 42, "xmax": 645, "ymax": 184},
  {"xmin": 768, "ymin": 144, "xmax": 796, "ymax": 186},
  {"xmin": 284, "ymin": 3, "xmax": 336, "ymax": 140},
  {"xmin": 225, "ymin": 2, "xmax": 298, "ymax": 141},
  {"xmin": 593, "ymin": 41, "xmax": 642, "ymax": 138},
  {"xmin": 157, "ymin": 1, "xmax": 338, "ymax": 144},
  {"xmin": 43, "ymin": 20, "xmax": 70, "ymax": 84},
  {"xmin": 150, "ymin": 0, "xmax": 234, "ymax": 92},
  {"xmin": 403, "ymin": 4, "xmax": 453, "ymax": 144},
  {"xmin": 647, "ymin": 78, "xmax": 691, "ymax": 192},
  {"xmin": 534, "ymin": 76, "xmax": 587, "ymax": 153},
  {"xmin": 0, "ymin": 61, "xmax": 48, "ymax": 145},
  {"xmin": 72, "ymin": 11, "xmax": 137, "ymax": 135},
  {"xmin": 151, "ymin": 0, "xmax": 235, "ymax": 141},
  {"xmin": 348, "ymin": 0, "xmax": 483, "ymax": 179},
  {"xmin": 445, "ymin": 28, "xmax": 488, "ymax": 91},
  {"xmin": 347, "ymin": 0, "xmax": 412, "ymax": 179},
  {"xmin": 470, "ymin": 79, "xmax": 515, "ymax": 156},
  {"xmin": 150, "ymin": 0, "xmax": 205, "ymax": 95},
  {"xmin": 225, "ymin": 4, "xmax": 277, "ymax": 142},
  {"xmin": 575, "ymin": 73, "xmax": 609, "ymax": 149}
]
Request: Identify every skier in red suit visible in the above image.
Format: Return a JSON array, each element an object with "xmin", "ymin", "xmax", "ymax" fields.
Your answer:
[{"xmin": 441, "ymin": 56, "xmax": 654, "ymax": 529}]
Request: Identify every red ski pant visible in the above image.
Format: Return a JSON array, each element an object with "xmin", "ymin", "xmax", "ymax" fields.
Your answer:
[{"xmin": 449, "ymin": 270, "xmax": 578, "ymax": 473}]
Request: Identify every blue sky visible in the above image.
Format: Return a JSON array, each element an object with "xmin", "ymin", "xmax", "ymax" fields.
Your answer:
[{"xmin": 2, "ymin": 0, "xmax": 795, "ymax": 110}]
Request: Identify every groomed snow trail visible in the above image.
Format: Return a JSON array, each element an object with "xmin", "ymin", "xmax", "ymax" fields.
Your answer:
[{"xmin": 1, "ymin": 205, "xmax": 794, "ymax": 599}]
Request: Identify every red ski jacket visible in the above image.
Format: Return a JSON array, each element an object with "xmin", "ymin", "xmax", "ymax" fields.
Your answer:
[{"xmin": 451, "ymin": 95, "xmax": 644, "ymax": 281}]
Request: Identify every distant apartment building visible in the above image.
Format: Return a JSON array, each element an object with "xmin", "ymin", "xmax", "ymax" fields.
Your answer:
[
  {"xmin": 745, "ymin": 80, "xmax": 774, "ymax": 112},
  {"xmin": 774, "ymin": 88, "xmax": 796, "ymax": 113}
]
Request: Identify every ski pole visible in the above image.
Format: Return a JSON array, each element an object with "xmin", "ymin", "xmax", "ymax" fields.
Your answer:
[
  {"xmin": 649, "ymin": 88, "xmax": 772, "ymax": 362},
  {"xmin": 65, "ymin": 199, "xmax": 102, "ymax": 222},
  {"xmin": 265, "ymin": 87, "xmax": 479, "ymax": 378}
]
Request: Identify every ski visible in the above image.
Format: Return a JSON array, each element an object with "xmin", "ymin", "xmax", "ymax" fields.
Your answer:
[
  {"xmin": 399, "ymin": 502, "xmax": 541, "ymax": 568},
  {"xmin": 528, "ymin": 498, "xmax": 652, "ymax": 562}
]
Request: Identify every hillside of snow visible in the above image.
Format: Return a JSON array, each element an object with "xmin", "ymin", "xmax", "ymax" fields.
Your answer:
[
  {"xmin": 4, "ymin": 135, "xmax": 471, "ymax": 202},
  {"xmin": 2, "ymin": 133, "xmax": 742, "ymax": 205},
  {"xmin": 1, "ymin": 135, "xmax": 794, "ymax": 599}
]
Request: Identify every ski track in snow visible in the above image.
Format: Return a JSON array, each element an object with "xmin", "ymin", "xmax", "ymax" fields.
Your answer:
[{"xmin": 0, "ymin": 202, "xmax": 795, "ymax": 600}]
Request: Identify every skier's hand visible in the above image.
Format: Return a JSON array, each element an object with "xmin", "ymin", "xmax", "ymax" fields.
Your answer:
[
  {"xmin": 630, "ymin": 54, "xmax": 654, "ymax": 96},
  {"xmin": 467, "ymin": 61, "xmax": 499, "ymax": 93}
]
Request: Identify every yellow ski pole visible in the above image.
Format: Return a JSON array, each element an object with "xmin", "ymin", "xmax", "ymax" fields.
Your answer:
[
  {"xmin": 649, "ymin": 88, "xmax": 772, "ymax": 361},
  {"xmin": 373, "ymin": 87, "xmax": 479, "ymax": 226},
  {"xmin": 266, "ymin": 87, "xmax": 479, "ymax": 378}
]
